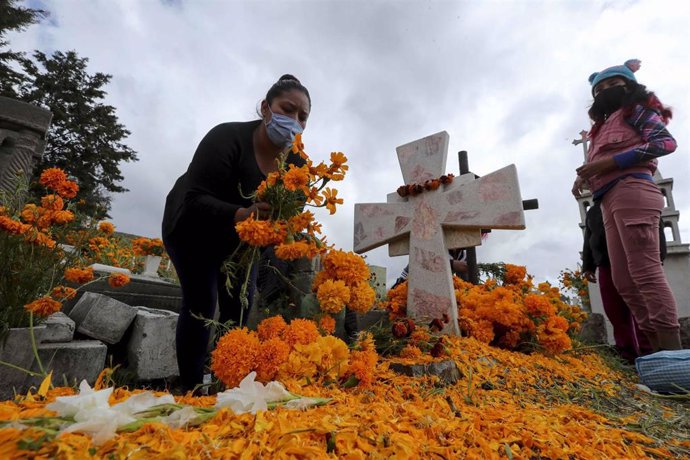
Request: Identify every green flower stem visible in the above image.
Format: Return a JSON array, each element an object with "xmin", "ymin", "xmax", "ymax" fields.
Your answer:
[
  {"xmin": 29, "ymin": 312, "xmax": 46, "ymax": 375},
  {"xmin": 0, "ymin": 359, "xmax": 42, "ymax": 377}
]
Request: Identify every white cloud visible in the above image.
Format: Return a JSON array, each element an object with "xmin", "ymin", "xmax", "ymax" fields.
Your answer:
[{"xmin": 7, "ymin": 0, "xmax": 690, "ymax": 286}]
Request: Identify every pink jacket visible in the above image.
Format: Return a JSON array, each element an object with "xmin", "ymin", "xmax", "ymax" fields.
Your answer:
[{"xmin": 586, "ymin": 110, "xmax": 657, "ymax": 194}]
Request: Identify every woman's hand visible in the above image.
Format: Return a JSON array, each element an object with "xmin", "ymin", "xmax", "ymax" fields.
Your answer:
[
  {"xmin": 234, "ymin": 202, "xmax": 271, "ymax": 222},
  {"xmin": 583, "ymin": 270, "xmax": 597, "ymax": 283},
  {"xmin": 576, "ymin": 158, "xmax": 617, "ymax": 181},
  {"xmin": 571, "ymin": 176, "xmax": 586, "ymax": 197}
]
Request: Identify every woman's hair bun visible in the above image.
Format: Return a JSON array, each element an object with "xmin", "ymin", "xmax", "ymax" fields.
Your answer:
[{"xmin": 278, "ymin": 74, "xmax": 300, "ymax": 84}]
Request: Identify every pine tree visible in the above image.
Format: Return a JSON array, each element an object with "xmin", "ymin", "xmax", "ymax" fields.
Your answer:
[
  {"xmin": 0, "ymin": 1, "xmax": 138, "ymax": 217},
  {"xmin": 0, "ymin": 0, "xmax": 46, "ymax": 98}
]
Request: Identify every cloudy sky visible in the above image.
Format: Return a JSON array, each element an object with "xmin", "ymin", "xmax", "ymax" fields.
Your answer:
[{"xmin": 9, "ymin": 0, "xmax": 690, "ymax": 286}]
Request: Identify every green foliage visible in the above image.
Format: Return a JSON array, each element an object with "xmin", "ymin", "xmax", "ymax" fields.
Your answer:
[
  {"xmin": 559, "ymin": 265, "xmax": 591, "ymax": 312},
  {"xmin": 15, "ymin": 50, "xmax": 138, "ymax": 217},
  {"xmin": 0, "ymin": 1, "xmax": 138, "ymax": 218},
  {"xmin": 0, "ymin": 0, "xmax": 46, "ymax": 98},
  {"xmin": 0, "ymin": 175, "xmax": 76, "ymax": 335},
  {"xmin": 477, "ymin": 262, "xmax": 507, "ymax": 284}
]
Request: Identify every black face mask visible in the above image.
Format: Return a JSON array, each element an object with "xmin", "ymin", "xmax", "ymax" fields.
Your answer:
[{"xmin": 591, "ymin": 86, "xmax": 627, "ymax": 118}]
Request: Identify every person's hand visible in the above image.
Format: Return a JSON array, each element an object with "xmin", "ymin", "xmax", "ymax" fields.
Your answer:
[
  {"xmin": 572, "ymin": 176, "xmax": 585, "ymax": 197},
  {"xmin": 451, "ymin": 260, "xmax": 468, "ymax": 275},
  {"xmin": 576, "ymin": 158, "xmax": 617, "ymax": 181},
  {"xmin": 583, "ymin": 270, "xmax": 597, "ymax": 283},
  {"xmin": 234, "ymin": 202, "xmax": 271, "ymax": 222}
]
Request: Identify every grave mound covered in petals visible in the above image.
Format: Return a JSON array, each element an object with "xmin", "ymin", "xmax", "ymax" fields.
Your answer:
[{"xmin": 1, "ymin": 335, "xmax": 689, "ymax": 459}]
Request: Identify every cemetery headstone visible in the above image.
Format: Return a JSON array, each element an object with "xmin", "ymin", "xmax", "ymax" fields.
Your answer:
[{"xmin": 354, "ymin": 131, "xmax": 526, "ymax": 334}]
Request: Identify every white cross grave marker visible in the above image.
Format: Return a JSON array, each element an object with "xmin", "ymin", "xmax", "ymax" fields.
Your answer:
[{"xmin": 353, "ymin": 131, "xmax": 526, "ymax": 334}]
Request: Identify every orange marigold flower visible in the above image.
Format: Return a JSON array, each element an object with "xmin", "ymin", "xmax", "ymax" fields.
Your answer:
[
  {"xmin": 20, "ymin": 204, "xmax": 39, "ymax": 224},
  {"xmin": 524, "ymin": 294, "xmax": 556, "ymax": 318},
  {"xmin": 311, "ymin": 270, "xmax": 330, "ymax": 292},
  {"xmin": 24, "ymin": 229, "xmax": 56, "ymax": 248},
  {"xmin": 0, "ymin": 206, "xmax": 7, "ymax": 215},
  {"xmin": 56, "ymin": 180, "xmax": 79, "ymax": 199},
  {"xmin": 255, "ymin": 337, "xmax": 290, "ymax": 382},
  {"xmin": 400, "ymin": 344, "xmax": 423, "ymax": 359},
  {"xmin": 39, "ymin": 168, "xmax": 68, "ymax": 190},
  {"xmin": 322, "ymin": 187, "xmax": 343, "ymax": 215},
  {"xmin": 108, "ymin": 272, "xmax": 131, "ymax": 288},
  {"xmin": 89, "ymin": 236, "xmax": 110, "ymax": 252},
  {"xmin": 347, "ymin": 348, "xmax": 378, "ymax": 388},
  {"xmin": 25, "ymin": 296, "xmax": 62, "ymax": 317},
  {"xmin": 305, "ymin": 186, "xmax": 324, "ymax": 206},
  {"xmin": 504, "ymin": 264, "xmax": 527, "ymax": 285},
  {"xmin": 291, "ymin": 133, "xmax": 307, "ymax": 159},
  {"xmin": 64, "ymin": 267, "xmax": 95, "ymax": 284},
  {"xmin": 348, "ymin": 282, "xmax": 376, "ymax": 313},
  {"xmin": 274, "ymin": 241, "xmax": 312, "ymax": 261},
  {"xmin": 35, "ymin": 212, "xmax": 52, "ymax": 230},
  {"xmin": 329, "ymin": 151, "xmax": 348, "ymax": 168},
  {"xmin": 211, "ymin": 328, "xmax": 260, "ymax": 388},
  {"xmin": 282, "ymin": 318, "xmax": 320, "ymax": 349},
  {"xmin": 316, "ymin": 279, "xmax": 350, "ymax": 314},
  {"xmin": 51, "ymin": 286, "xmax": 77, "ymax": 300},
  {"xmin": 98, "ymin": 221, "xmax": 116, "ymax": 235},
  {"xmin": 319, "ymin": 315, "xmax": 336, "ymax": 335},
  {"xmin": 40, "ymin": 194, "xmax": 64, "ymax": 211},
  {"xmin": 288, "ymin": 211, "xmax": 314, "ymax": 233},
  {"xmin": 236, "ymin": 217, "xmax": 281, "ymax": 247},
  {"xmin": 322, "ymin": 249, "xmax": 370, "ymax": 286},
  {"xmin": 0, "ymin": 215, "xmax": 30, "ymax": 235},
  {"xmin": 257, "ymin": 315, "xmax": 288, "ymax": 341},
  {"xmin": 283, "ymin": 164, "xmax": 310, "ymax": 193},
  {"xmin": 52, "ymin": 210, "xmax": 75, "ymax": 225},
  {"xmin": 382, "ymin": 281, "xmax": 408, "ymax": 319},
  {"xmin": 266, "ymin": 171, "xmax": 280, "ymax": 187}
]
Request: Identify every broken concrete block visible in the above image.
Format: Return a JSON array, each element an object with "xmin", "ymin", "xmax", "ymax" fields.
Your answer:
[
  {"xmin": 68, "ymin": 292, "xmax": 137, "ymax": 344},
  {"xmin": 127, "ymin": 307, "xmax": 179, "ymax": 380},
  {"xmin": 42, "ymin": 312, "xmax": 75, "ymax": 343},
  {"xmin": 0, "ymin": 326, "xmax": 46, "ymax": 400},
  {"xmin": 27, "ymin": 340, "xmax": 107, "ymax": 388}
]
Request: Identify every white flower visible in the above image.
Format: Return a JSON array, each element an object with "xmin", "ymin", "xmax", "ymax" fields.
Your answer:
[
  {"xmin": 111, "ymin": 391, "xmax": 176, "ymax": 417},
  {"xmin": 163, "ymin": 406, "xmax": 200, "ymax": 429},
  {"xmin": 215, "ymin": 372, "xmax": 293, "ymax": 414},
  {"xmin": 282, "ymin": 396, "xmax": 328, "ymax": 410},
  {"xmin": 46, "ymin": 380, "xmax": 176, "ymax": 445},
  {"xmin": 46, "ymin": 380, "xmax": 112, "ymax": 417}
]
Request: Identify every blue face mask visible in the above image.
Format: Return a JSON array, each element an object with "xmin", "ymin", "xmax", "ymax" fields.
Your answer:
[{"xmin": 264, "ymin": 107, "xmax": 304, "ymax": 148}]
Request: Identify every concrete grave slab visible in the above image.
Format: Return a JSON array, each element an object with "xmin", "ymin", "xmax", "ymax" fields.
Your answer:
[
  {"xmin": 68, "ymin": 292, "xmax": 137, "ymax": 344},
  {"xmin": 127, "ymin": 307, "xmax": 179, "ymax": 381},
  {"xmin": 42, "ymin": 312, "xmax": 75, "ymax": 343}
]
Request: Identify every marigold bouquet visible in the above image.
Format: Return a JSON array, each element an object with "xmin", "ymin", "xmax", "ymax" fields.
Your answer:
[{"xmin": 226, "ymin": 135, "xmax": 374, "ymax": 323}]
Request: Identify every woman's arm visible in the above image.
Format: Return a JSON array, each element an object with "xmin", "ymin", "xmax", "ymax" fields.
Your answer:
[{"xmin": 613, "ymin": 106, "xmax": 677, "ymax": 169}]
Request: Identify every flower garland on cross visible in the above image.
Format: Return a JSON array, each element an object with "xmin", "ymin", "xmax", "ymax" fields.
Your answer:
[{"xmin": 396, "ymin": 173, "xmax": 455, "ymax": 198}]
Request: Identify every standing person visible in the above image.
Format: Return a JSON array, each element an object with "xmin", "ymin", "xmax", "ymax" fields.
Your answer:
[
  {"xmin": 392, "ymin": 247, "xmax": 470, "ymax": 289},
  {"xmin": 162, "ymin": 75, "xmax": 311, "ymax": 391},
  {"xmin": 582, "ymin": 202, "xmax": 667, "ymax": 363},
  {"xmin": 572, "ymin": 60, "xmax": 681, "ymax": 351}
]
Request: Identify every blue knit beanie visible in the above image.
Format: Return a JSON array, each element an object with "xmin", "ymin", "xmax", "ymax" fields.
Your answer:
[{"xmin": 588, "ymin": 59, "xmax": 641, "ymax": 94}]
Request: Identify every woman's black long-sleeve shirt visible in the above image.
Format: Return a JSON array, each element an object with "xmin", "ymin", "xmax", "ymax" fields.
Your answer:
[{"xmin": 162, "ymin": 120, "xmax": 303, "ymax": 252}]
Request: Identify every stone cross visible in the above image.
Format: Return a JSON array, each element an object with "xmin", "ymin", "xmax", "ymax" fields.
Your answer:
[
  {"xmin": 571, "ymin": 129, "xmax": 589, "ymax": 162},
  {"xmin": 353, "ymin": 131, "xmax": 526, "ymax": 334}
]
